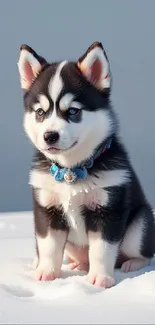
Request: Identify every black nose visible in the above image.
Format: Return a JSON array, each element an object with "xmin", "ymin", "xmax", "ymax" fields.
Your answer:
[{"xmin": 44, "ymin": 131, "xmax": 59, "ymax": 145}]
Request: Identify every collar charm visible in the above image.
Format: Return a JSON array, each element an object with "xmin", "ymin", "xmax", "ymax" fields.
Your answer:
[
  {"xmin": 50, "ymin": 139, "xmax": 112, "ymax": 185},
  {"xmin": 50, "ymin": 164, "xmax": 88, "ymax": 184}
]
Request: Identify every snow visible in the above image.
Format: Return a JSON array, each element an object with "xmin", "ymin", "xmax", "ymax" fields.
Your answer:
[{"xmin": 0, "ymin": 211, "xmax": 155, "ymax": 324}]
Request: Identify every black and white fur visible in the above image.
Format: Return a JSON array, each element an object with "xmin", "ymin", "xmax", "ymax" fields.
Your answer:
[{"xmin": 18, "ymin": 42, "xmax": 155, "ymax": 288}]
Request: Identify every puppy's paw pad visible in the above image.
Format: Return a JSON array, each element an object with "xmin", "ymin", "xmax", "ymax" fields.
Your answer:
[{"xmin": 87, "ymin": 272, "xmax": 115, "ymax": 288}]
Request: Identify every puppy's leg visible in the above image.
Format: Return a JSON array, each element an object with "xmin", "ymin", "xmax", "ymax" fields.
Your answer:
[
  {"xmin": 83, "ymin": 205, "xmax": 126, "ymax": 288},
  {"xmin": 35, "ymin": 229, "xmax": 67, "ymax": 281},
  {"xmin": 87, "ymin": 231, "xmax": 118, "ymax": 288},
  {"xmin": 33, "ymin": 191, "xmax": 68, "ymax": 281},
  {"xmin": 120, "ymin": 206, "xmax": 155, "ymax": 272}
]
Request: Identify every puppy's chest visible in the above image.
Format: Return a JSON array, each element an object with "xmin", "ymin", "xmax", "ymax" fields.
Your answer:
[
  {"xmin": 64, "ymin": 189, "xmax": 104, "ymax": 246},
  {"xmin": 31, "ymin": 174, "xmax": 107, "ymax": 246},
  {"xmin": 38, "ymin": 178, "xmax": 105, "ymax": 213},
  {"xmin": 39, "ymin": 185, "xmax": 104, "ymax": 246},
  {"xmin": 30, "ymin": 170, "xmax": 109, "ymax": 246}
]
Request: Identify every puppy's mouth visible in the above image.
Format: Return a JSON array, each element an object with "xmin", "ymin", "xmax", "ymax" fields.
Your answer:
[{"xmin": 47, "ymin": 141, "xmax": 78, "ymax": 153}]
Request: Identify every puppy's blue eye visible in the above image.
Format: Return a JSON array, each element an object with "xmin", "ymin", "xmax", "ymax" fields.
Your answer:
[
  {"xmin": 37, "ymin": 108, "xmax": 44, "ymax": 116},
  {"xmin": 35, "ymin": 108, "xmax": 45, "ymax": 122},
  {"xmin": 68, "ymin": 107, "xmax": 80, "ymax": 115}
]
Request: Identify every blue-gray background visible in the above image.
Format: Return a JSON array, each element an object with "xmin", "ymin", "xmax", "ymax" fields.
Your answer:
[{"xmin": 0, "ymin": 0, "xmax": 154, "ymax": 212}]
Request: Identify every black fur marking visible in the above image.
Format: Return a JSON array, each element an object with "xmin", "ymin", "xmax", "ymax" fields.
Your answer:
[
  {"xmin": 55, "ymin": 102, "xmax": 82, "ymax": 124},
  {"xmin": 68, "ymin": 109, "xmax": 82, "ymax": 123},
  {"xmin": 82, "ymin": 184, "xmax": 129, "ymax": 243},
  {"xmin": 83, "ymin": 204, "xmax": 127, "ymax": 242},
  {"xmin": 24, "ymin": 61, "xmax": 112, "ymax": 125},
  {"xmin": 139, "ymin": 206, "xmax": 155, "ymax": 258},
  {"xmin": 32, "ymin": 189, "xmax": 69, "ymax": 238}
]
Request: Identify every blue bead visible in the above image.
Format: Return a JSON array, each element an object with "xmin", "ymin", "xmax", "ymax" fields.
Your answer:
[
  {"xmin": 50, "ymin": 163, "xmax": 59, "ymax": 175},
  {"xmin": 75, "ymin": 167, "xmax": 87, "ymax": 179},
  {"xmin": 54, "ymin": 169, "xmax": 66, "ymax": 182}
]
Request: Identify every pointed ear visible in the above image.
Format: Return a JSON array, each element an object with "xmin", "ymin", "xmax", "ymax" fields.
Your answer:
[
  {"xmin": 77, "ymin": 42, "xmax": 111, "ymax": 93},
  {"xmin": 17, "ymin": 44, "xmax": 47, "ymax": 90}
]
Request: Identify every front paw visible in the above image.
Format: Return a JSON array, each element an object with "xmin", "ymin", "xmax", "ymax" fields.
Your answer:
[
  {"xmin": 34, "ymin": 263, "xmax": 60, "ymax": 281},
  {"xmin": 87, "ymin": 271, "xmax": 115, "ymax": 288}
]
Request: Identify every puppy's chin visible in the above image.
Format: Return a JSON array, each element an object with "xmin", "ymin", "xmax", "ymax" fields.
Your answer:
[{"xmin": 38, "ymin": 142, "xmax": 78, "ymax": 165}]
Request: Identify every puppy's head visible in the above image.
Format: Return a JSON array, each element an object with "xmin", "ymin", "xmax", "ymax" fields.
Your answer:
[{"xmin": 18, "ymin": 42, "xmax": 114, "ymax": 167}]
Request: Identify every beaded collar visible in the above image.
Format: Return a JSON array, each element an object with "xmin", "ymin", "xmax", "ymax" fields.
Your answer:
[{"xmin": 49, "ymin": 138, "xmax": 112, "ymax": 185}]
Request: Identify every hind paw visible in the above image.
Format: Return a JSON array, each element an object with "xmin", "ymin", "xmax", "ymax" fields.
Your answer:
[
  {"xmin": 68, "ymin": 261, "xmax": 89, "ymax": 271},
  {"xmin": 121, "ymin": 258, "xmax": 150, "ymax": 273}
]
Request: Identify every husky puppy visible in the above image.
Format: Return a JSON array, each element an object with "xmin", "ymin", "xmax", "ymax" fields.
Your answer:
[{"xmin": 18, "ymin": 42, "xmax": 155, "ymax": 288}]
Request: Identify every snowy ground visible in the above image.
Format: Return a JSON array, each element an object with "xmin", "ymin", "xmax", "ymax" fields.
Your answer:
[{"xmin": 0, "ymin": 212, "xmax": 155, "ymax": 324}]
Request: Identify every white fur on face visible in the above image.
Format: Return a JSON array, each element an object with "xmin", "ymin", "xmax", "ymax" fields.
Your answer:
[
  {"xmin": 48, "ymin": 61, "xmax": 67, "ymax": 102},
  {"xmin": 24, "ymin": 60, "xmax": 113, "ymax": 167},
  {"xmin": 59, "ymin": 94, "xmax": 82, "ymax": 112},
  {"xmin": 32, "ymin": 95, "xmax": 50, "ymax": 113},
  {"xmin": 59, "ymin": 93, "xmax": 75, "ymax": 111},
  {"xmin": 24, "ymin": 107, "xmax": 113, "ymax": 167},
  {"xmin": 39, "ymin": 95, "xmax": 50, "ymax": 112}
]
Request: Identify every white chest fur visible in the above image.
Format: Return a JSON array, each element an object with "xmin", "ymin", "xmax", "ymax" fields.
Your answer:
[{"xmin": 30, "ymin": 168, "xmax": 129, "ymax": 246}]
